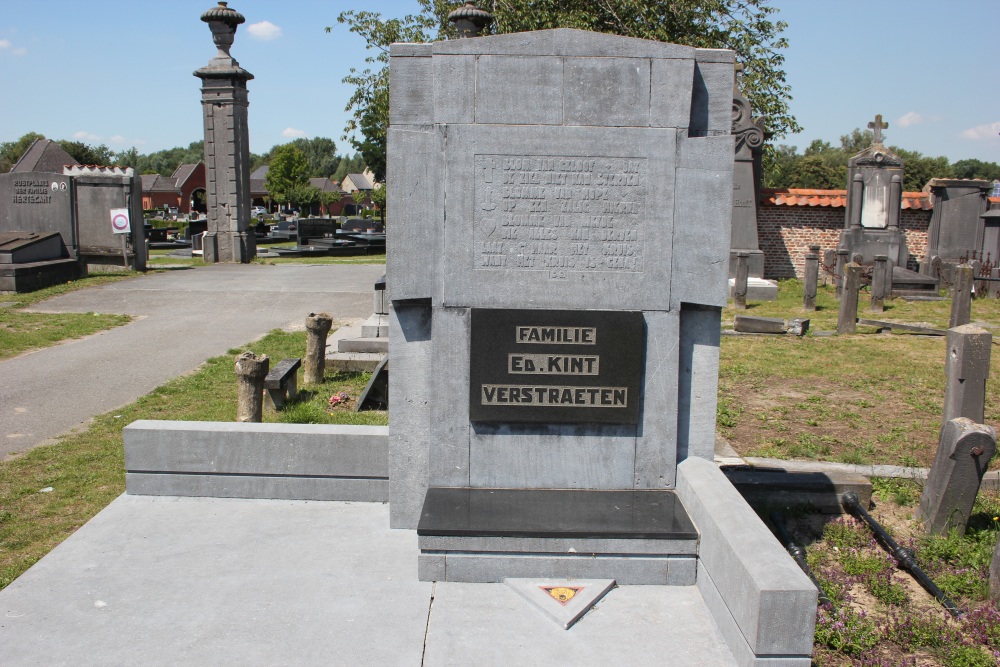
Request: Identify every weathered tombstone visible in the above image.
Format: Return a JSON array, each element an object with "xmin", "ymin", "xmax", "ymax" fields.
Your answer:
[
  {"xmin": 803, "ymin": 247, "xmax": 818, "ymax": 311},
  {"xmin": 949, "ymin": 264, "xmax": 973, "ymax": 328},
  {"xmin": 942, "ymin": 324, "xmax": 991, "ymax": 426},
  {"xmin": 734, "ymin": 315, "xmax": 784, "ymax": 334},
  {"xmin": 990, "ymin": 267, "xmax": 1000, "ymax": 300},
  {"xmin": 235, "ymin": 351, "xmax": 268, "ymax": 422},
  {"xmin": 734, "ymin": 251, "xmax": 749, "ymax": 309},
  {"xmin": 194, "ymin": 2, "xmax": 256, "ymax": 263},
  {"xmin": 387, "ymin": 28, "xmax": 816, "ymax": 663},
  {"xmin": 870, "ymin": 254, "xmax": 888, "ymax": 312},
  {"xmin": 304, "ymin": 312, "xmax": 333, "ymax": 384},
  {"xmin": 922, "ymin": 179, "xmax": 992, "ymax": 275},
  {"xmin": 837, "ymin": 263, "xmax": 861, "ymax": 334},
  {"xmin": 835, "ymin": 248, "xmax": 849, "ymax": 299},
  {"xmin": 917, "ymin": 418, "xmax": 997, "ymax": 535}
]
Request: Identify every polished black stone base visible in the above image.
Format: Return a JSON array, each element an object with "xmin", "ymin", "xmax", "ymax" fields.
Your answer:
[{"xmin": 417, "ymin": 487, "xmax": 697, "ymax": 540}]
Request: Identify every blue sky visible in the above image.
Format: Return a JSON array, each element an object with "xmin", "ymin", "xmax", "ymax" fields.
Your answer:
[{"xmin": 1, "ymin": 1, "xmax": 996, "ymax": 163}]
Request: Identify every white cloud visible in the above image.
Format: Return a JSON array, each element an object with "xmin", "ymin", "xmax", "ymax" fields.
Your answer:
[
  {"xmin": 73, "ymin": 131, "xmax": 102, "ymax": 142},
  {"xmin": 897, "ymin": 112, "xmax": 923, "ymax": 128},
  {"xmin": 282, "ymin": 127, "xmax": 307, "ymax": 138},
  {"xmin": 109, "ymin": 135, "xmax": 127, "ymax": 145},
  {"xmin": 0, "ymin": 38, "xmax": 26, "ymax": 56},
  {"xmin": 960, "ymin": 121, "xmax": 1000, "ymax": 141},
  {"xmin": 247, "ymin": 21, "xmax": 282, "ymax": 41}
]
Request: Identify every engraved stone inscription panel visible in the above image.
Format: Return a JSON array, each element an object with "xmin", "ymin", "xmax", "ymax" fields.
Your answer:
[
  {"xmin": 0, "ymin": 172, "xmax": 75, "ymax": 243},
  {"xmin": 474, "ymin": 155, "xmax": 646, "ymax": 281},
  {"xmin": 469, "ymin": 308, "xmax": 643, "ymax": 425}
]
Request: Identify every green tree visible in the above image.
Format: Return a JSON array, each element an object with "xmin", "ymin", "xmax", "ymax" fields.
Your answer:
[
  {"xmin": 352, "ymin": 189, "xmax": 368, "ymax": 215},
  {"xmin": 256, "ymin": 137, "xmax": 340, "ymax": 178},
  {"xmin": 330, "ymin": 0, "xmax": 798, "ymax": 183},
  {"xmin": 370, "ymin": 185, "xmax": 386, "ymax": 222},
  {"xmin": 58, "ymin": 140, "xmax": 115, "ymax": 166},
  {"xmin": 891, "ymin": 148, "xmax": 952, "ymax": 192},
  {"xmin": 951, "ymin": 158, "xmax": 1000, "ymax": 182},
  {"xmin": 266, "ymin": 144, "xmax": 312, "ymax": 211},
  {"xmin": 133, "ymin": 141, "xmax": 205, "ymax": 176},
  {"xmin": 115, "ymin": 147, "xmax": 140, "ymax": 169},
  {"xmin": 0, "ymin": 132, "xmax": 45, "ymax": 172},
  {"xmin": 333, "ymin": 153, "xmax": 366, "ymax": 183},
  {"xmin": 318, "ymin": 188, "xmax": 342, "ymax": 217}
]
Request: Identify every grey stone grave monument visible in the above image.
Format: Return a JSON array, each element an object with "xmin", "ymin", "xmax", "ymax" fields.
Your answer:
[
  {"xmin": 387, "ymin": 27, "xmax": 816, "ymax": 664},
  {"xmin": 923, "ymin": 178, "xmax": 992, "ymax": 275}
]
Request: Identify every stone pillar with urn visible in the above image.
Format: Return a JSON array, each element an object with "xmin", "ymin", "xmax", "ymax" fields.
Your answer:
[{"xmin": 194, "ymin": 2, "xmax": 256, "ymax": 263}]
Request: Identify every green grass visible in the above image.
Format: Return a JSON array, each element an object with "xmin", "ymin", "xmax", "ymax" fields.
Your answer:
[
  {"xmin": 0, "ymin": 327, "xmax": 384, "ymax": 590},
  {"xmin": 719, "ymin": 280, "xmax": 1000, "ymax": 467},
  {"xmin": 0, "ymin": 272, "xmax": 137, "ymax": 361}
]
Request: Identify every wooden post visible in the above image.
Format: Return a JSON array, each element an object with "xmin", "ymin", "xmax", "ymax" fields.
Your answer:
[
  {"xmin": 803, "ymin": 248, "xmax": 818, "ymax": 311},
  {"xmin": 304, "ymin": 312, "xmax": 334, "ymax": 384},
  {"xmin": 734, "ymin": 252, "xmax": 749, "ymax": 310},
  {"xmin": 235, "ymin": 352, "xmax": 268, "ymax": 422},
  {"xmin": 837, "ymin": 263, "xmax": 861, "ymax": 334},
  {"xmin": 949, "ymin": 264, "xmax": 973, "ymax": 328}
]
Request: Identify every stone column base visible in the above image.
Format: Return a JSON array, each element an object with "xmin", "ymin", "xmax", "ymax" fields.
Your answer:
[{"xmin": 202, "ymin": 231, "xmax": 257, "ymax": 263}]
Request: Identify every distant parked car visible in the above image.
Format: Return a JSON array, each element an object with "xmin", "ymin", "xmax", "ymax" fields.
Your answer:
[{"xmin": 251, "ymin": 206, "xmax": 267, "ymax": 217}]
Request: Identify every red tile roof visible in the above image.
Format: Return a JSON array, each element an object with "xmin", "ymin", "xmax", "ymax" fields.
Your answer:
[{"xmin": 761, "ymin": 188, "xmax": 931, "ymax": 210}]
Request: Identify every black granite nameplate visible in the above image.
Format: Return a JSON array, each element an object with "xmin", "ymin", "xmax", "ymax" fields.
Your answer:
[{"xmin": 469, "ymin": 308, "xmax": 643, "ymax": 424}]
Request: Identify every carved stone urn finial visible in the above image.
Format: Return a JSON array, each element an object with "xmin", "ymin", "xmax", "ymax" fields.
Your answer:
[
  {"xmin": 447, "ymin": 2, "xmax": 493, "ymax": 38},
  {"xmin": 201, "ymin": 2, "xmax": 246, "ymax": 59}
]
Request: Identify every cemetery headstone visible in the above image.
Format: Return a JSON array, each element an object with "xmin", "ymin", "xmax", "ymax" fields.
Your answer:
[
  {"xmin": 195, "ymin": 2, "xmax": 256, "ymax": 263},
  {"xmin": 803, "ymin": 247, "xmax": 819, "ymax": 311},
  {"xmin": 837, "ymin": 263, "xmax": 861, "ymax": 334},
  {"xmin": 838, "ymin": 114, "xmax": 908, "ymax": 269},
  {"xmin": 870, "ymin": 254, "xmax": 888, "ymax": 312},
  {"xmin": 948, "ymin": 264, "xmax": 973, "ymax": 328},
  {"xmin": 917, "ymin": 418, "xmax": 997, "ymax": 535},
  {"xmin": 922, "ymin": 179, "xmax": 992, "ymax": 274},
  {"xmin": 942, "ymin": 324, "xmax": 991, "ymax": 426},
  {"xmin": 835, "ymin": 248, "xmax": 849, "ymax": 299},
  {"xmin": 734, "ymin": 251, "xmax": 749, "ymax": 309}
]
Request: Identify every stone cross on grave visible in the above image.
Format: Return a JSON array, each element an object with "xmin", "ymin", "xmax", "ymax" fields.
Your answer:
[{"xmin": 868, "ymin": 114, "xmax": 888, "ymax": 144}]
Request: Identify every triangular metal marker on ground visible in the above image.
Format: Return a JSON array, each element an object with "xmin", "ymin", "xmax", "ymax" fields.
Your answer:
[{"xmin": 504, "ymin": 579, "xmax": 616, "ymax": 630}]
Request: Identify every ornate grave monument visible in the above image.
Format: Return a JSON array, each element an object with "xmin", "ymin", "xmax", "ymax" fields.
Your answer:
[
  {"xmin": 728, "ymin": 65, "xmax": 776, "ymax": 300},
  {"xmin": 387, "ymin": 27, "xmax": 816, "ymax": 664},
  {"xmin": 837, "ymin": 115, "xmax": 908, "ymax": 265},
  {"xmin": 194, "ymin": 2, "xmax": 256, "ymax": 263}
]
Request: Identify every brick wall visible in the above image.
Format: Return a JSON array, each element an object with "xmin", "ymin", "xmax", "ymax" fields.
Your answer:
[{"xmin": 757, "ymin": 205, "xmax": 931, "ymax": 279}]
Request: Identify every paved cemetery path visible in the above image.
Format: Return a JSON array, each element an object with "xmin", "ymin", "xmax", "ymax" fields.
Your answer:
[{"xmin": 0, "ymin": 263, "xmax": 385, "ymax": 459}]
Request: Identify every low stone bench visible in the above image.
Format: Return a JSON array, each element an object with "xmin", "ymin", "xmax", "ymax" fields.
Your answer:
[{"xmin": 264, "ymin": 357, "xmax": 300, "ymax": 409}]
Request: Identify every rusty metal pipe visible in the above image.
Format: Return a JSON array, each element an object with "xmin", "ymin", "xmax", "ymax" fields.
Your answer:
[
  {"xmin": 769, "ymin": 511, "xmax": 832, "ymax": 607},
  {"xmin": 842, "ymin": 492, "xmax": 962, "ymax": 619}
]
